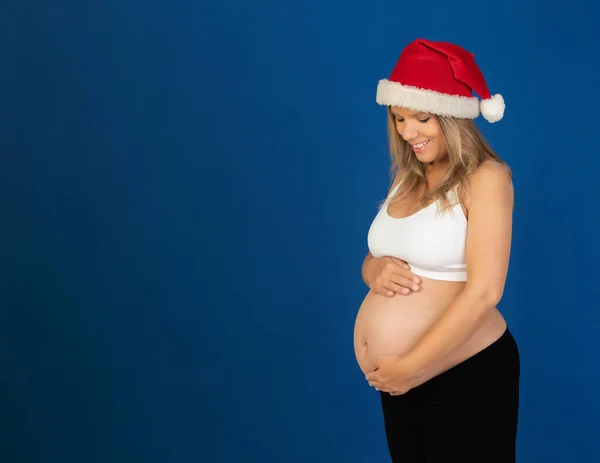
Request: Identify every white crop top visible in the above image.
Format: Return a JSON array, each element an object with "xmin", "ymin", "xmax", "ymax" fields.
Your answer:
[{"xmin": 367, "ymin": 182, "xmax": 468, "ymax": 281}]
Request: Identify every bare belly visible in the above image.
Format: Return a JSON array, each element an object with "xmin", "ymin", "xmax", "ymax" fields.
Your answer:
[{"xmin": 353, "ymin": 277, "xmax": 507, "ymax": 388}]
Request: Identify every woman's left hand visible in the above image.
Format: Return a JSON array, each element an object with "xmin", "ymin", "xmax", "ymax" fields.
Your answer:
[{"xmin": 365, "ymin": 354, "xmax": 420, "ymax": 395}]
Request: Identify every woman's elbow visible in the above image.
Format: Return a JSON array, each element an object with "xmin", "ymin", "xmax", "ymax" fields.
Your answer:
[
  {"xmin": 466, "ymin": 283, "xmax": 505, "ymax": 309},
  {"xmin": 484, "ymin": 287, "xmax": 504, "ymax": 308}
]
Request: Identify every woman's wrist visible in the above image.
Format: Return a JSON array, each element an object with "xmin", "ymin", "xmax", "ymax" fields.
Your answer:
[{"xmin": 362, "ymin": 254, "xmax": 375, "ymax": 285}]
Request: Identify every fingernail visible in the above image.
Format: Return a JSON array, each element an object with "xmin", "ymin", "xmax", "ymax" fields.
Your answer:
[{"xmin": 412, "ymin": 285, "xmax": 419, "ymax": 291}]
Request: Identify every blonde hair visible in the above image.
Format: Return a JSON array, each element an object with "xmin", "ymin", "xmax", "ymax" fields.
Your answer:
[{"xmin": 383, "ymin": 106, "xmax": 511, "ymax": 212}]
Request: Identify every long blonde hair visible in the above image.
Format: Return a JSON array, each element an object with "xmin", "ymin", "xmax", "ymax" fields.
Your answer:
[{"xmin": 383, "ymin": 106, "xmax": 511, "ymax": 212}]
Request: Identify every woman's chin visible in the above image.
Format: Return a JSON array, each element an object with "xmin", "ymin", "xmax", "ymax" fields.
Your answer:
[
  {"xmin": 414, "ymin": 149, "xmax": 442, "ymax": 164},
  {"xmin": 414, "ymin": 151, "xmax": 433, "ymax": 163}
]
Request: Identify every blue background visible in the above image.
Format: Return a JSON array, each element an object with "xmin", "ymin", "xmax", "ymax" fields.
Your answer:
[{"xmin": 1, "ymin": 0, "xmax": 599, "ymax": 462}]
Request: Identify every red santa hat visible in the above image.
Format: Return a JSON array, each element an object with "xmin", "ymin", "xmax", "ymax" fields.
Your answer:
[{"xmin": 376, "ymin": 38, "xmax": 505, "ymax": 123}]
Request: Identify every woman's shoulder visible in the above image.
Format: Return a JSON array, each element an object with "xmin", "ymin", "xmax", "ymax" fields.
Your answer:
[
  {"xmin": 386, "ymin": 174, "xmax": 404, "ymax": 197},
  {"xmin": 469, "ymin": 159, "xmax": 512, "ymax": 185},
  {"xmin": 462, "ymin": 159, "xmax": 513, "ymax": 211}
]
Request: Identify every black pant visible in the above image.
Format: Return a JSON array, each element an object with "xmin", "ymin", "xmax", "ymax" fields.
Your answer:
[{"xmin": 380, "ymin": 328, "xmax": 520, "ymax": 463}]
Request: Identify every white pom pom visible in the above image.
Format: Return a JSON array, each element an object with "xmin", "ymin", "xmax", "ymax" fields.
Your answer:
[{"xmin": 480, "ymin": 94, "xmax": 505, "ymax": 123}]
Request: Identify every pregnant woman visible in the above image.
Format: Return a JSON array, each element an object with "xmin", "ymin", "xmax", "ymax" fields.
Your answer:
[{"xmin": 353, "ymin": 39, "xmax": 520, "ymax": 462}]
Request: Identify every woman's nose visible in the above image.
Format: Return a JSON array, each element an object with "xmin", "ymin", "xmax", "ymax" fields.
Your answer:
[{"xmin": 400, "ymin": 124, "xmax": 419, "ymax": 141}]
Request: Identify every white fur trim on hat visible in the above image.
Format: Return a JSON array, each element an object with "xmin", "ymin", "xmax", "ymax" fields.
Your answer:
[
  {"xmin": 480, "ymin": 94, "xmax": 505, "ymax": 123},
  {"xmin": 376, "ymin": 79, "xmax": 480, "ymax": 119}
]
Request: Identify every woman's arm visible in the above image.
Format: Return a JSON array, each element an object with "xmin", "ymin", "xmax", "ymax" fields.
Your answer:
[
  {"xmin": 406, "ymin": 161, "xmax": 514, "ymax": 374},
  {"xmin": 361, "ymin": 252, "xmax": 376, "ymax": 286}
]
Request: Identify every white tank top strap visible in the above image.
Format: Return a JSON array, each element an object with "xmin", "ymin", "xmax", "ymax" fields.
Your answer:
[{"xmin": 385, "ymin": 181, "xmax": 402, "ymax": 202}]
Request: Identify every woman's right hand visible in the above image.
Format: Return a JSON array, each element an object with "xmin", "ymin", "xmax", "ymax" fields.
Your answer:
[{"xmin": 364, "ymin": 256, "xmax": 421, "ymax": 297}]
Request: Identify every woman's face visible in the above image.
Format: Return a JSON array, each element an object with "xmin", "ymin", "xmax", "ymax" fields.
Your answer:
[{"xmin": 391, "ymin": 106, "xmax": 446, "ymax": 164}]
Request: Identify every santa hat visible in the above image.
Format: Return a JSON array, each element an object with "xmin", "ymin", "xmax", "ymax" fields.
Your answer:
[{"xmin": 376, "ymin": 38, "xmax": 505, "ymax": 123}]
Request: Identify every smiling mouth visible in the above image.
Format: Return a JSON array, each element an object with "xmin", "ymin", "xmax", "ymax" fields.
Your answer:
[{"xmin": 413, "ymin": 140, "xmax": 430, "ymax": 150}]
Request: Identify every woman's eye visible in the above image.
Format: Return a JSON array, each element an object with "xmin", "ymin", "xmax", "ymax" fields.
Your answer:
[{"xmin": 395, "ymin": 117, "xmax": 430, "ymax": 123}]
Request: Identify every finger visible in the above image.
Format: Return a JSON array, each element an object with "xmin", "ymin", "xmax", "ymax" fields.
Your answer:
[
  {"xmin": 365, "ymin": 371, "xmax": 380, "ymax": 381},
  {"xmin": 393, "ymin": 268, "xmax": 421, "ymax": 285},
  {"xmin": 389, "ymin": 386, "xmax": 409, "ymax": 396},
  {"xmin": 389, "ymin": 274, "xmax": 421, "ymax": 292},
  {"xmin": 377, "ymin": 282, "xmax": 408, "ymax": 296},
  {"xmin": 382, "ymin": 280, "xmax": 413, "ymax": 295},
  {"xmin": 383, "ymin": 264, "xmax": 421, "ymax": 287},
  {"xmin": 375, "ymin": 276, "xmax": 410, "ymax": 294},
  {"xmin": 374, "ymin": 284, "xmax": 400, "ymax": 297}
]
